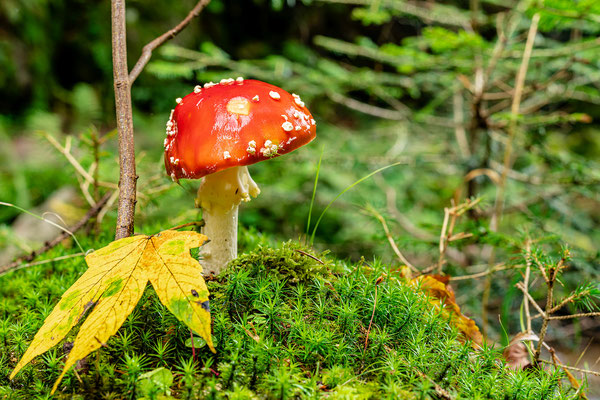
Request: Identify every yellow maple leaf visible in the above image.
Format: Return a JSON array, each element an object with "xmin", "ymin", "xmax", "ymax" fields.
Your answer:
[{"xmin": 10, "ymin": 230, "xmax": 214, "ymax": 394}]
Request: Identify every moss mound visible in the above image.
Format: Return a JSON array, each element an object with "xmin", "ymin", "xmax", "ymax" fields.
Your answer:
[{"xmin": 0, "ymin": 233, "xmax": 578, "ymax": 399}]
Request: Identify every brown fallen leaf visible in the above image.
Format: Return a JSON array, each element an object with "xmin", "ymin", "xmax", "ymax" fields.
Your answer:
[
  {"xmin": 413, "ymin": 274, "xmax": 483, "ymax": 346},
  {"xmin": 10, "ymin": 230, "xmax": 213, "ymax": 394},
  {"xmin": 503, "ymin": 332, "xmax": 538, "ymax": 370}
]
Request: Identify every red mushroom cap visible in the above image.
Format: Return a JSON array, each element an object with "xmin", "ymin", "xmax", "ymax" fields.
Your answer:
[{"xmin": 164, "ymin": 79, "xmax": 316, "ymax": 181}]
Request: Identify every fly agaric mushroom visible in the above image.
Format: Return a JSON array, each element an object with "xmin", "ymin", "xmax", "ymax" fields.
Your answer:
[{"xmin": 164, "ymin": 78, "xmax": 316, "ymax": 275}]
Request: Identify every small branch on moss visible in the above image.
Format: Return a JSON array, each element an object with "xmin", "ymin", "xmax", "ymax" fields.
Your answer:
[
  {"xmin": 128, "ymin": 0, "xmax": 211, "ymax": 84},
  {"xmin": 294, "ymin": 250, "xmax": 325, "ymax": 265},
  {"xmin": 168, "ymin": 220, "xmax": 205, "ymax": 231},
  {"xmin": 0, "ymin": 192, "xmax": 112, "ymax": 275}
]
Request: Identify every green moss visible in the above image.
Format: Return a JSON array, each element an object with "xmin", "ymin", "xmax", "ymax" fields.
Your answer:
[
  {"xmin": 227, "ymin": 240, "xmax": 333, "ymax": 283},
  {"xmin": 0, "ymin": 231, "xmax": 583, "ymax": 399}
]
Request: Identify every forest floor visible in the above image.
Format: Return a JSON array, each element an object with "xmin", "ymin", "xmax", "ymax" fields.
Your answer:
[{"xmin": 0, "ymin": 225, "xmax": 588, "ymax": 399}]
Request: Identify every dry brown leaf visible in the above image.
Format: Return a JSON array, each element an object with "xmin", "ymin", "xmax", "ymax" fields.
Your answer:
[
  {"xmin": 503, "ymin": 332, "xmax": 538, "ymax": 370},
  {"xmin": 413, "ymin": 274, "xmax": 483, "ymax": 345}
]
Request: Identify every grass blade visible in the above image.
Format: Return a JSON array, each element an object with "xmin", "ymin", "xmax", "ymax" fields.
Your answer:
[
  {"xmin": 306, "ymin": 146, "xmax": 324, "ymax": 238},
  {"xmin": 309, "ymin": 161, "xmax": 404, "ymax": 246}
]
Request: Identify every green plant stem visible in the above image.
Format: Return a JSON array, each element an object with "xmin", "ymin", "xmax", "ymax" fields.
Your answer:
[
  {"xmin": 0, "ymin": 202, "xmax": 85, "ymax": 254},
  {"xmin": 309, "ymin": 161, "xmax": 404, "ymax": 245},
  {"xmin": 0, "ymin": 192, "xmax": 112, "ymax": 275},
  {"xmin": 306, "ymin": 146, "xmax": 324, "ymax": 238}
]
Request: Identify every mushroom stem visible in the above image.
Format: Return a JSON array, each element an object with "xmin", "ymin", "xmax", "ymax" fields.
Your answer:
[
  {"xmin": 195, "ymin": 166, "xmax": 260, "ymax": 275},
  {"xmin": 200, "ymin": 206, "xmax": 238, "ymax": 275}
]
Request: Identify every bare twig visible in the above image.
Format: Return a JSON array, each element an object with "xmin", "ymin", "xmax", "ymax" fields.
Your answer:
[
  {"xmin": 453, "ymin": 89, "xmax": 470, "ymax": 158},
  {"xmin": 448, "ymin": 263, "xmax": 512, "ymax": 281},
  {"xmin": 523, "ymin": 240, "xmax": 532, "ymax": 332},
  {"xmin": 0, "ymin": 192, "xmax": 112, "ymax": 275},
  {"xmin": 464, "ymin": 168, "xmax": 501, "ymax": 185},
  {"xmin": 545, "ymin": 285, "xmax": 596, "ymax": 317},
  {"xmin": 539, "ymin": 359, "xmax": 600, "ymax": 377},
  {"xmin": 545, "ymin": 345, "xmax": 588, "ymax": 398},
  {"xmin": 547, "ymin": 312, "xmax": 600, "ymax": 321},
  {"xmin": 490, "ymin": 13, "xmax": 540, "ymax": 232},
  {"xmin": 294, "ymin": 249, "xmax": 325, "ymax": 265},
  {"xmin": 437, "ymin": 198, "xmax": 480, "ymax": 273},
  {"xmin": 112, "ymin": 0, "xmax": 137, "ymax": 240},
  {"xmin": 91, "ymin": 129, "xmax": 101, "ymax": 204},
  {"xmin": 97, "ymin": 190, "xmax": 119, "ymax": 225},
  {"xmin": 168, "ymin": 220, "xmax": 205, "ymax": 231},
  {"xmin": 328, "ymin": 91, "xmax": 406, "ymax": 120},
  {"xmin": 367, "ymin": 206, "xmax": 417, "ymax": 272},
  {"xmin": 534, "ymin": 263, "xmax": 558, "ymax": 362},
  {"xmin": 516, "ymin": 282, "xmax": 547, "ymax": 320},
  {"xmin": 128, "ymin": 0, "xmax": 211, "ymax": 84},
  {"xmin": 41, "ymin": 132, "xmax": 117, "ymax": 190},
  {"xmin": 379, "ymin": 181, "xmax": 435, "ymax": 241},
  {"xmin": 438, "ymin": 206, "xmax": 451, "ymax": 269}
]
